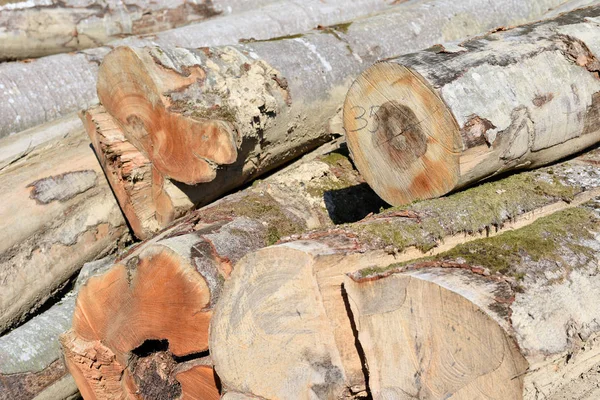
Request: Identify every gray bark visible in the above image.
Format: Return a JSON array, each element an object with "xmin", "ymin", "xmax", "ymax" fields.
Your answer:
[
  {"xmin": 97, "ymin": 0, "xmax": 573, "ymax": 205},
  {"xmin": 344, "ymin": 5, "xmax": 600, "ymax": 206}
]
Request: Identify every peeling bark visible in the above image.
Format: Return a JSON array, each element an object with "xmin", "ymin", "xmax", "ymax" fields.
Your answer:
[
  {"xmin": 210, "ymin": 146, "xmax": 600, "ymax": 399},
  {"xmin": 0, "ymin": 124, "xmax": 129, "ymax": 334},
  {"xmin": 96, "ymin": 0, "xmax": 574, "ymax": 212},
  {"xmin": 344, "ymin": 6, "xmax": 600, "ymax": 206}
]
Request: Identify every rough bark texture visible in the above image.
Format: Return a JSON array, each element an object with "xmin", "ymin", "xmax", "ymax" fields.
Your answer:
[
  {"xmin": 210, "ymin": 146, "xmax": 600, "ymax": 399},
  {"xmin": 0, "ymin": 256, "xmax": 114, "ymax": 400},
  {"xmin": 0, "ymin": 0, "xmax": 398, "ymax": 139},
  {"xmin": 60, "ymin": 139, "xmax": 385, "ymax": 398},
  {"xmin": 0, "ymin": 0, "xmax": 273, "ymax": 61},
  {"xmin": 0, "ymin": 124, "xmax": 130, "ymax": 334},
  {"xmin": 344, "ymin": 5, "xmax": 600, "ymax": 206}
]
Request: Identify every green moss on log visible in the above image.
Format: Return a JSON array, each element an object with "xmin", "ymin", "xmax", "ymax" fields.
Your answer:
[
  {"xmin": 358, "ymin": 206, "xmax": 598, "ymax": 279},
  {"xmin": 354, "ymin": 168, "xmax": 580, "ymax": 253}
]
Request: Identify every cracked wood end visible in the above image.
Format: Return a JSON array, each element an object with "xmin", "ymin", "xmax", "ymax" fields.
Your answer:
[
  {"xmin": 60, "ymin": 233, "xmax": 224, "ymax": 399},
  {"xmin": 97, "ymin": 46, "xmax": 238, "ymax": 185}
]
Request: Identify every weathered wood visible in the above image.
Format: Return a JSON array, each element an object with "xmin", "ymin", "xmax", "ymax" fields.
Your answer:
[
  {"xmin": 0, "ymin": 0, "xmax": 272, "ymax": 61},
  {"xmin": 0, "ymin": 0, "xmax": 398, "ymax": 139},
  {"xmin": 97, "ymin": 0, "xmax": 574, "ymax": 188},
  {"xmin": 60, "ymin": 139, "xmax": 385, "ymax": 398},
  {"xmin": 0, "ymin": 124, "xmax": 129, "ymax": 334},
  {"xmin": 344, "ymin": 5, "xmax": 600, "ymax": 206},
  {"xmin": 210, "ymin": 147, "xmax": 600, "ymax": 398},
  {"xmin": 0, "ymin": 256, "xmax": 114, "ymax": 400}
]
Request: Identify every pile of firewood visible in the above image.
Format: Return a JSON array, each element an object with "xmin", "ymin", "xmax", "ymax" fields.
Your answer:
[{"xmin": 2, "ymin": 0, "xmax": 600, "ymax": 399}]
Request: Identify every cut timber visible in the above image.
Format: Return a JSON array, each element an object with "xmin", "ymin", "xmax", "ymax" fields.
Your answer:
[
  {"xmin": 97, "ymin": 0, "xmax": 576, "ymax": 185},
  {"xmin": 344, "ymin": 5, "xmax": 600, "ymax": 206},
  {"xmin": 0, "ymin": 0, "xmax": 397, "ymax": 139},
  {"xmin": 0, "ymin": 256, "xmax": 114, "ymax": 400},
  {"xmin": 210, "ymin": 147, "xmax": 600, "ymax": 398},
  {"xmin": 61, "ymin": 139, "xmax": 385, "ymax": 398},
  {"xmin": 0, "ymin": 0, "xmax": 274, "ymax": 61},
  {"xmin": 83, "ymin": 106, "xmax": 385, "ymax": 237},
  {"xmin": 0, "ymin": 124, "xmax": 129, "ymax": 334},
  {"xmin": 344, "ymin": 202, "xmax": 600, "ymax": 399}
]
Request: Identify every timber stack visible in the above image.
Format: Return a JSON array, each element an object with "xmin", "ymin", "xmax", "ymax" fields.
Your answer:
[{"xmin": 2, "ymin": 1, "xmax": 600, "ymax": 400}]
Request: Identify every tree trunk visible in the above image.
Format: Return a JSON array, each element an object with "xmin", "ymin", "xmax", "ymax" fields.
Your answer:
[
  {"xmin": 0, "ymin": 256, "xmax": 114, "ymax": 400},
  {"xmin": 344, "ymin": 5, "xmax": 600, "ymax": 206},
  {"xmin": 0, "ymin": 124, "xmax": 129, "ymax": 334},
  {"xmin": 210, "ymin": 146, "xmax": 600, "ymax": 399},
  {"xmin": 0, "ymin": 0, "xmax": 272, "ymax": 61},
  {"xmin": 0, "ymin": 0, "xmax": 398, "ymax": 140},
  {"xmin": 60, "ymin": 138, "xmax": 385, "ymax": 398}
]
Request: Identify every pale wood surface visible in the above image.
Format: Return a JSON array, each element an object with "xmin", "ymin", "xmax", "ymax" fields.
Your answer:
[
  {"xmin": 210, "ymin": 147, "xmax": 600, "ymax": 399},
  {"xmin": 60, "ymin": 138, "xmax": 385, "ymax": 398}
]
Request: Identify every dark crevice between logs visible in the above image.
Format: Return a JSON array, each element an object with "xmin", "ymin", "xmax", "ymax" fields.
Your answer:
[{"xmin": 341, "ymin": 285, "xmax": 372, "ymax": 400}]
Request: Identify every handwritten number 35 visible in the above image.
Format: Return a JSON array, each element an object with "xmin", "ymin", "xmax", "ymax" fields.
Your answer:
[{"xmin": 349, "ymin": 105, "xmax": 380, "ymax": 133}]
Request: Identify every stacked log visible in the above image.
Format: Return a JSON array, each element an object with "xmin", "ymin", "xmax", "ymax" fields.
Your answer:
[
  {"xmin": 0, "ymin": 125, "xmax": 129, "ymax": 334},
  {"xmin": 343, "ymin": 5, "xmax": 600, "ymax": 206},
  {"xmin": 91, "ymin": 0, "xmax": 581, "ymax": 236},
  {"xmin": 210, "ymin": 146, "xmax": 600, "ymax": 399},
  {"xmin": 0, "ymin": 0, "xmax": 398, "ymax": 138},
  {"xmin": 0, "ymin": 0, "xmax": 274, "ymax": 61},
  {"xmin": 60, "ymin": 138, "xmax": 385, "ymax": 399},
  {"xmin": 0, "ymin": 256, "xmax": 114, "ymax": 400}
]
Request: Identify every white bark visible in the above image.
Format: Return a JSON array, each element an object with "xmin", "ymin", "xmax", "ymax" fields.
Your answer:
[
  {"xmin": 0, "ymin": 0, "xmax": 277, "ymax": 61},
  {"xmin": 344, "ymin": 5, "xmax": 600, "ymax": 206},
  {"xmin": 0, "ymin": 0, "xmax": 571, "ymax": 140}
]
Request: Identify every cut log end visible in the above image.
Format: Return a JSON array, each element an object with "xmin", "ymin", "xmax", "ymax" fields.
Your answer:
[
  {"xmin": 62, "ymin": 241, "xmax": 222, "ymax": 398},
  {"xmin": 97, "ymin": 46, "xmax": 238, "ymax": 185},
  {"xmin": 344, "ymin": 271, "xmax": 527, "ymax": 399},
  {"xmin": 343, "ymin": 62, "xmax": 461, "ymax": 206}
]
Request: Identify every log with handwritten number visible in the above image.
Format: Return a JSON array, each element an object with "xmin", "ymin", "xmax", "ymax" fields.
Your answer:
[{"xmin": 344, "ymin": 6, "xmax": 600, "ymax": 206}]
